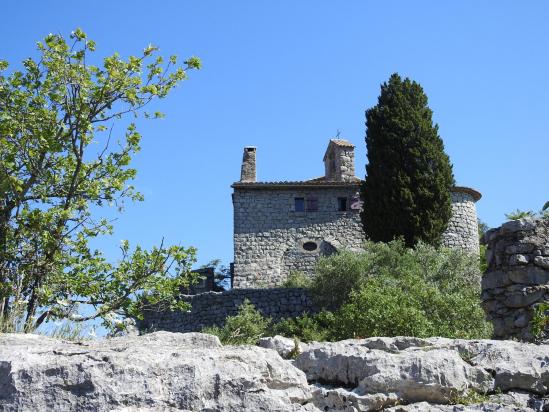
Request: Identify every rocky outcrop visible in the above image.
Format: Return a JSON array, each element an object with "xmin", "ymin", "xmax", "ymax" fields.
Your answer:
[
  {"xmin": 482, "ymin": 217, "xmax": 549, "ymax": 341},
  {"xmin": 1, "ymin": 333, "xmax": 548, "ymax": 411},
  {"xmin": 291, "ymin": 336, "xmax": 549, "ymax": 411},
  {"xmin": 0, "ymin": 332, "xmax": 313, "ymax": 412}
]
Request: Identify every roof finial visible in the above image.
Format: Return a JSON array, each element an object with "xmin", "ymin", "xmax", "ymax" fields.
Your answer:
[{"xmin": 335, "ymin": 129, "xmax": 341, "ymax": 139}]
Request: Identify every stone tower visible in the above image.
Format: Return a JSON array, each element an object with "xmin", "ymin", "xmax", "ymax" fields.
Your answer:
[{"xmin": 323, "ymin": 139, "xmax": 356, "ymax": 182}]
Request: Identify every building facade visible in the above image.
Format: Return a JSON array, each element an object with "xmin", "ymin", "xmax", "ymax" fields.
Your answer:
[{"xmin": 232, "ymin": 139, "xmax": 481, "ymax": 289}]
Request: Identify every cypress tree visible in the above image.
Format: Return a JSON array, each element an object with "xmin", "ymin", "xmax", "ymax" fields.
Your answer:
[{"xmin": 360, "ymin": 73, "xmax": 455, "ymax": 247}]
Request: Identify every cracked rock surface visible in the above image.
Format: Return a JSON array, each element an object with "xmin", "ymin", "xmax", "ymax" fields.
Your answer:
[
  {"xmin": 291, "ymin": 336, "xmax": 549, "ymax": 411},
  {"xmin": 0, "ymin": 332, "xmax": 312, "ymax": 411},
  {"xmin": 1, "ymin": 333, "xmax": 548, "ymax": 411}
]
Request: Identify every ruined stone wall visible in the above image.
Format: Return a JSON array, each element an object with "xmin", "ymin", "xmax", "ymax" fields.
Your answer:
[
  {"xmin": 482, "ymin": 218, "xmax": 549, "ymax": 341},
  {"xmin": 441, "ymin": 190, "xmax": 480, "ymax": 253},
  {"xmin": 138, "ymin": 288, "xmax": 316, "ymax": 333},
  {"xmin": 232, "ymin": 186, "xmax": 365, "ymax": 288}
]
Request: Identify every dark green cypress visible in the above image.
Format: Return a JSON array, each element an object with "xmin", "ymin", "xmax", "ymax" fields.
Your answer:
[{"xmin": 360, "ymin": 73, "xmax": 455, "ymax": 247}]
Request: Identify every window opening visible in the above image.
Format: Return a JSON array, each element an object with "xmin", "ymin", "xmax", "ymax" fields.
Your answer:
[
  {"xmin": 303, "ymin": 241, "xmax": 318, "ymax": 252},
  {"xmin": 306, "ymin": 196, "xmax": 318, "ymax": 212},
  {"xmin": 337, "ymin": 197, "xmax": 348, "ymax": 211},
  {"xmin": 294, "ymin": 197, "xmax": 305, "ymax": 212}
]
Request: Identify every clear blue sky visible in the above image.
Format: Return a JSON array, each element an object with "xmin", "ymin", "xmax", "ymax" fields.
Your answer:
[{"xmin": 1, "ymin": 1, "xmax": 548, "ymax": 269}]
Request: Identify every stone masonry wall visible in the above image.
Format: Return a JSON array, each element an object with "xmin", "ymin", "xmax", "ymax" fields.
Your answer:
[
  {"xmin": 441, "ymin": 190, "xmax": 480, "ymax": 254},
  {"xmin": 481, "ymin": 218, "xmax": 549, "ymax": 341},
  {"xmin": 138, "ymin": 288, "xmax": 316, "ymax": 333},
  {"xmin": 234, "ymin": 186, "xmax": 479, "ymax": 289},
  {"xmin": 232, "ymin": 186, "xmax": 365, "ymax": 288}
]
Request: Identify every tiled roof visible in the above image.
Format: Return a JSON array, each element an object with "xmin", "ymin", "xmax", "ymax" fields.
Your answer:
[
  {"xmin": 330, "ymin": 139, "xmax": 355, "ymax": 147},
  {"xmin": 231, "ymin": 178, "xmax": 361, "ymax": 189},
  {"xmin": 452, "ymin": 186, "xmax": 482, "ymax": 201},
  {"xmin": 305, "ymin": 176, "xmax": 361, "ymax": 183},
  {"xmin": 233, "ymin": 179, "xmax": 482, "ymax": 201}
]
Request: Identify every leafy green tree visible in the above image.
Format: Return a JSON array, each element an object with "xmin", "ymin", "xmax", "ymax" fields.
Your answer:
[
  {"xmin": 0, "ymin": 29, "xmax": 201, "ymax": 330},
  {"xmin": 360, "ymin": 73, "xmax": 455, "ymax": 247}
]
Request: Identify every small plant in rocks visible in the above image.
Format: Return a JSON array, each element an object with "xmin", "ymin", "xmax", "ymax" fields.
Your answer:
[{"xmin": 203, "ymin": 299, "xmax": 270, "ymax": 345}]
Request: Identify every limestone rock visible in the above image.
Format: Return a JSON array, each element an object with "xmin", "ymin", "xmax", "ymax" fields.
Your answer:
[
  {"xmin": 0, "ymin": 331, "xmax": 313, "ymax": 412},
  {"xmin": 258, "ymin": 335, "xmax": 308, "ymax": 358},
  {"xmin": 3, "ymin": 332, "xmax": 549, "ymax": 411},
  {"xmin": 294, "ymin": 339, "xmax": 494, "ymax": 405},
  {"xmin": 500, "ymin": 218, "xmax": 537, "ymax": 234},
  {"xmin": 404, "ymin": 338, "xmax": 549, "ymax": 396},
  {"xmin": 385, "ymin": 402, "xmax": 531, "ymax": 411},
  {"xmin": 310, "ymin": 384, "xmax": 397, "ymax": 411},
  {"xmin": 295, "ymin": 337, "xmax": 549, "ymax": 411}
]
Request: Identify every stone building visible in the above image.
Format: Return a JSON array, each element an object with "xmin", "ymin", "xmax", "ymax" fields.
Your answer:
[{"xmin": 232, "ymin": 139, "xmax": 481, "ymax": 289}]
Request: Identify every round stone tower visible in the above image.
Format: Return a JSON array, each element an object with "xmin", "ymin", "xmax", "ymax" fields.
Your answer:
[{"xmin": 442, "ymin": 186, "xmax": 482, "ymax": 254}]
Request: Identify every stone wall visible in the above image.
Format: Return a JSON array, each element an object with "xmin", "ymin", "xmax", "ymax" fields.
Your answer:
[
  {"xmin": 233, "ymin": 185, "xmax": 479, "ymax": 289},
  {"xmin": 232, "ymin": 185, "xmax": 366, "ymax": 288},
  {"xmin": 138, "ymin": 288, "xmax": 316, "ymax": 333},
  {"xmin": 441, "ymin": 188, "xmax": 480, "ymax": 253},
  {"xmin": 482, "ymin": 217, "xmax": 549, "ymax": 341}
]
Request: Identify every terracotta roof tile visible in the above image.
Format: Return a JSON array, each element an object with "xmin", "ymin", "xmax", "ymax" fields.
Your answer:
[
  {"xmin": 232, "ymin": 179, "xmax": 481, "ymax": 201},
  {"xmin": 330, "ymin": 139, "xmax": 355, "ymax": 147}
]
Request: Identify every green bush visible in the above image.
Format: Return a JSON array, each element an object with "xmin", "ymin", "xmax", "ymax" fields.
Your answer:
[
  {"xmin": 311, "ymin": 246, "xmax": 389, "ymax": 309},
  {"xmin": 531, "ymin": 302, "xmax": 549, "ymax": 341},
  {"xmin": 505, "ymin": 209, "xmax": 535, "ymax": 220},
  {"xmin": 281, "ymin": 270, "xmax": 313, "ymax": 288},
  {"xmin": 333, "ymin": 272, "xmax": 490, "ymax": 339},
  {"xmin": 202, "ymin": 299, "xmax": 270, "ymax": 345},
  {"xmin": 270, "ymin": 312, "xmax": 332, "ymax": 342},
  {"xmin": 309, "ymin": 240, "xmax": 491, "ymax": 340}
]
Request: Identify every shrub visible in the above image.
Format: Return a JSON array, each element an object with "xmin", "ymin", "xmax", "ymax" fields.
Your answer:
[
  {"xmin": 281, "ymin": 271, "xmax": 312, "ymax": 288},
  {"xmin": 270, "ymin": 312, "xmax": 332, "ymax": 342},
  {"xmin": 310, "ymin": 240, "xmax": 491, "ymax": 339},
  {"xmin": 505, "ymin": 209, "xmax": 535, "ymax": 220},
  {"xmin": 531, "ymin": 302, "xmax": 549, "ymax": 341},
  {"xmin": 202, "ymin": 299, "xmax": 270, "ymax": 345},
  {"xmin": 333, "ymin": 272, "xmax": 490, "ymax": 339},
  {"xmin": 311, "ymin": 244, "xmax": 397, "ymax": 309}
]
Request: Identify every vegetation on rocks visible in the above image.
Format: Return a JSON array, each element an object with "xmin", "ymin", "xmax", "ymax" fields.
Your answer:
[{"xmin": 203, "ymin": 299, "xmax": 270, "ymax": 345}]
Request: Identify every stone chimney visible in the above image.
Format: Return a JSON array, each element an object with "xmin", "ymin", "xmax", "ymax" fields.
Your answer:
[
  {"xmin": 323, "ymin": 139, "xmax": 355, "ymax": 181},
  {"xmin": 240, "ymin": 146, "xmax": 257, "ymax": 182}
]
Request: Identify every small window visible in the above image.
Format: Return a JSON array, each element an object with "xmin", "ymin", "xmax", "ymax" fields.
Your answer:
[
  {"xmin": 303, "ymin": 241, "xmax": 318, "ymax": 251},
  {"xmin": 306, "ymin": 196, "xmax": 318, "ymax": 212},
  {"xmin": 337, "ymin": 197, "xmax": 347, "ymax": 211},
  {"xmin": 294, "ymin": 197, "xmax": 305, "ymax": 212}
]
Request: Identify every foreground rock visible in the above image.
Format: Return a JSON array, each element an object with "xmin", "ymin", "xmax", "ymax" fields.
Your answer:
[
  {"xmin": 292, "ymin": 336, "xmax": 549, "ymax": 411},
  {"xmin": 0, "ymin": 332, "xmax": 313, "ymax": 411},
  {"xmin": 1, "ymin": 333, "xmax": 548, "ymax": 411}
]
